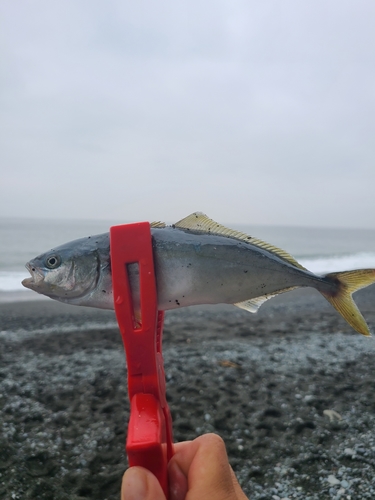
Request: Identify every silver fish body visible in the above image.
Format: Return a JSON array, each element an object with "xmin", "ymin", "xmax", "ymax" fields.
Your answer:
[
  {"xmin": 152, "ymin": 227, "xmax": 325, "ymax": 310},
  {"xmin": 22, "ymin": 212, "xmax": 375, "ymax": 336}
]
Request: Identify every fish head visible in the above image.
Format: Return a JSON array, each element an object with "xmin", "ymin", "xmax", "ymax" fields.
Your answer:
[{"xmin": 22, "ymin": 235, "xmax": 108, "ymax": 304}]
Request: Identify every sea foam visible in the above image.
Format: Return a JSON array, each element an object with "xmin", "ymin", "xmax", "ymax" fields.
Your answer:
[
  {"xmin": 299, "ymin": 252, "xmax": 375, "ymax": 275},
  {"xmin": 0, "ymin": 271, "xmax": 29, "ymax": 292}
]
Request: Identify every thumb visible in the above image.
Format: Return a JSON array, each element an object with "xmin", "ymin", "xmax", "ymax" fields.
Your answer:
[{"xmin": 121, "ymin": 466, "xmax": 166, "ymax": 500}]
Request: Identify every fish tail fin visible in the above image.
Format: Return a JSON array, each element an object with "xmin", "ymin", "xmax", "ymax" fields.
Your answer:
[{"xmin": 321, "ymin": 269, "xmax": 375, "ymax": 337}]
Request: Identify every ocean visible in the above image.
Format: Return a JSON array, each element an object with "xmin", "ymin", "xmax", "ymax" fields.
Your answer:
[{"xmin": 1, "ymin": 217, "xmax": 375, "ymax": 302}]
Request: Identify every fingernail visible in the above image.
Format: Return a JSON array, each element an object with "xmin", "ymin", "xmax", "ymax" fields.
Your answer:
[{"xmin": 123, "ymin": 467, "xmax": 148, "ymax": 500}]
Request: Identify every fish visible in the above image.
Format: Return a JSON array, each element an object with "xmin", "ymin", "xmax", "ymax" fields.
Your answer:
[{"xmin": 22, "ymin": 212, "xmax": 375, "ymax": 336}]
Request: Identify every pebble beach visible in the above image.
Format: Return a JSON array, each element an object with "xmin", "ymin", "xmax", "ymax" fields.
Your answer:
[{"xmin": 1, "ymin": 286, "xmax": 375, "ymax": 500}]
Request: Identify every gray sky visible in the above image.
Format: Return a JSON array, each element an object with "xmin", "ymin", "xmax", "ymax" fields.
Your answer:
[{"xmin": 1, "ymin": 1, "xmax": 375, "ymax": 228}]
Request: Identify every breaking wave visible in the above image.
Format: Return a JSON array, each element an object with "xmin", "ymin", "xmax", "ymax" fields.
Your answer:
[
  {"xmin": 0, "ymin": 271, "xmax": 29, "ymax": 292},
  {"xmin": 299, "ymin": 252, "xmax": 375, "ymax": 275}
]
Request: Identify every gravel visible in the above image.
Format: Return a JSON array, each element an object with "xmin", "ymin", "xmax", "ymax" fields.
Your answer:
[{"xmin": 1, "ymin": 286, "xmax": 375, "ymax": 499}]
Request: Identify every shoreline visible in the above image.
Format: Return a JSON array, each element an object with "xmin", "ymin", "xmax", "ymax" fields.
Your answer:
[{"xmin": 0, "ymin": 289, "xmax": 49, "ymax": 303}]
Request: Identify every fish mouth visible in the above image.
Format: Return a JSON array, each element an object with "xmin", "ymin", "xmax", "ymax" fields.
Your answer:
[{"xmin": 22, "ymin": 263, "xmax": 45, "ymax": 289}]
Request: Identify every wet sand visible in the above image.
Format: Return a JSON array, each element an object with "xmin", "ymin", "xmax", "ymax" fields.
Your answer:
[{"xmin": 1, "ymin": 287, "xmax": 375, "ymax": 499}]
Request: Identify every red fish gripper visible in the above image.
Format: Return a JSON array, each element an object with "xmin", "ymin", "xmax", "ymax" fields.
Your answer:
[{"xmin": 110, "ymin": 222, "xmax": 174, "ymax": 498}]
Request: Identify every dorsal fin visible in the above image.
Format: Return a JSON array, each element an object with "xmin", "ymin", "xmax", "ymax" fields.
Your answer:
[
  {"xmin": 174, "ymin": 212, "xmax": 307, "ymax": 271},
  {"xmin": 150, "ymin": 221, "xmax": 166, "ymax": 228}
]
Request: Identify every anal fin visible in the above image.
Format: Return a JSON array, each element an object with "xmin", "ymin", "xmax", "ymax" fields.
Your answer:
[{"xmin": 234, "ymin": 287, "xmax": 298, "ymax": 313}]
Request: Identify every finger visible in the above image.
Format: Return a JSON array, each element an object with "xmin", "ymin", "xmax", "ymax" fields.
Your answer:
[
  {"xmin": 169, "ymin": 434, "xmax": 248, "ymax": 500},
  {"xmin": 171, "ymin": 433, "xmax": 245, "ymax": 500},
  {"xmin": 168, "ymin": 458, "xmax": 188, "ymax": 500},
  {"xmin": 121, "ymin": 466, "xmax": 166, "ymax": 500}
]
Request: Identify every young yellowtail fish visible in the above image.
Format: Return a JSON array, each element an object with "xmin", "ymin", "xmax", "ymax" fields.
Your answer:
[{"xmin": 22, "ymin": 212, "xmax": 375, "ymax": 336}]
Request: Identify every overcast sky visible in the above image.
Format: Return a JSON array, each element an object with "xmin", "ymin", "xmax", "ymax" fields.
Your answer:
[{"xmin": 1, "ymin": 1, "xmax": 375, "ymax": 228}]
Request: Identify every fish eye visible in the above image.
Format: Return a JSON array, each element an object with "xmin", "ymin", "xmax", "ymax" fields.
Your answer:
[{"xmin": 45, "ymin": 255, "xmax": 61, "ymax": 269}]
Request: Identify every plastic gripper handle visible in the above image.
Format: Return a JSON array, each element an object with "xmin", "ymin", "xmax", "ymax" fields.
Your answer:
[{"xmin": 110, "ymin": 222, "xmax": 174, "ymax": 498}]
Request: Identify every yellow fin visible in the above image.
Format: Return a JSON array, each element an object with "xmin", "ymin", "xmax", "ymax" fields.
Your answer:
[
  {"xmin": 234, "ymin": 287, "xmax": 298, "ymax": 313},
  {"xmin": 321, "ymin": 269, "xmax": 375, "ymax": 336},
  {"xmin": 150, "ymin": 221, "xmax": 166, "ymax": 228},
  {"xmin": 174, "ymin": 212, "xmax": 307, "ymax": 270}
]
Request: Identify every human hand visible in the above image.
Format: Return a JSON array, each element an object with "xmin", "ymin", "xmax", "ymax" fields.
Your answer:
[{"xmin": 121, "ymin": 433, "xmax": 248, "ymax": 500}]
